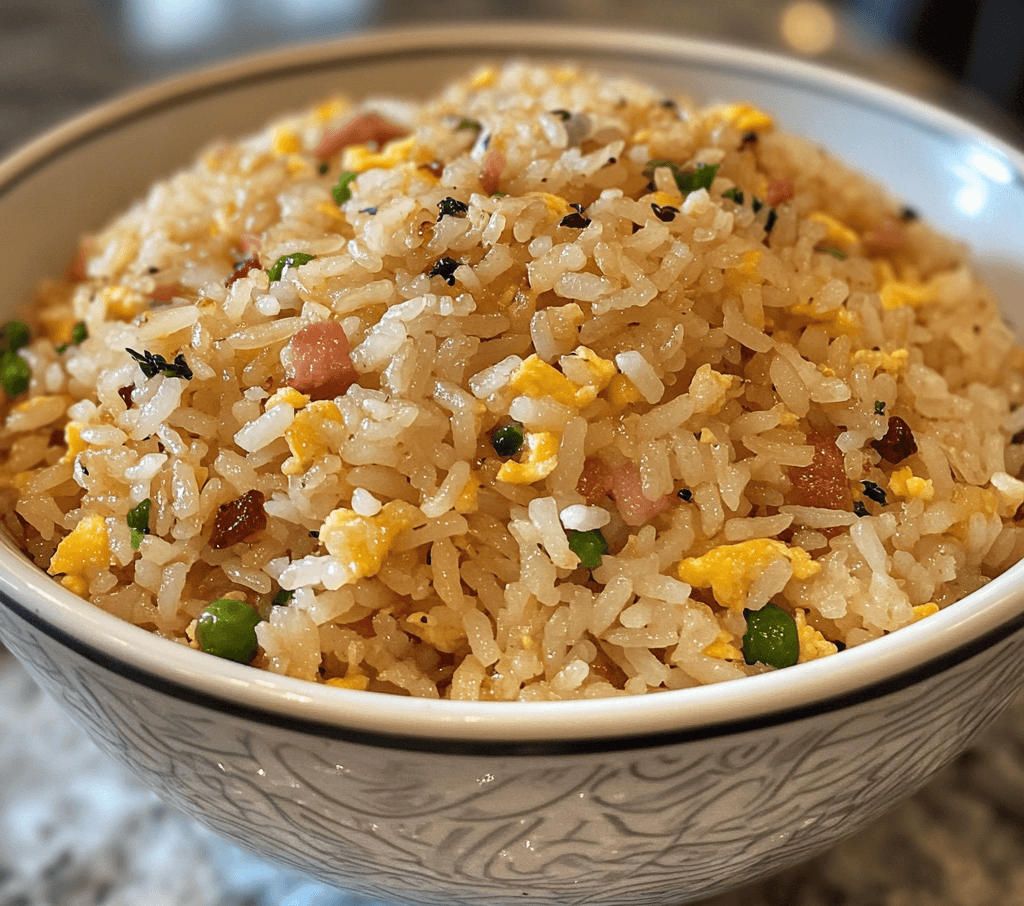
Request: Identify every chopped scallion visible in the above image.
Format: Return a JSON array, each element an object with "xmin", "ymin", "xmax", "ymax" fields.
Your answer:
[
  {"xmin": 490, "ymin": 421, "xmax": 524, "ymax": 457},
  {"xmin": 568, "ymin": 529, "xmax": 608, "ymax": 570},
  {"xmin": 644, "ymin": 160, "xmax": 720, "ymax": 195},
  {"xmin": 126, "ymin": 348, "xmax": 194, "ymax": 381},
  {"xmin": 127, "ymin": 498, "xmax": 151, "ymax": 550},
  {"xmin": 272, "ymin": 588, "xmax": 294, "ymax": 606},
  {"xmin": 332, "ymin": 171, "xmax": 358, "ymax": 205},
  {"xmin": 267, "ymin": 252, "xmax": 316, "ymax": 283},
  {"xmin": 819, "ymin": 246, "xmax": 846, "ymax": 259}
]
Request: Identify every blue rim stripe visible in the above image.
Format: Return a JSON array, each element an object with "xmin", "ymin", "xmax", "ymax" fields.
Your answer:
[{"xmin": 4, "ymin": 583, "xmax": 1022, "ymax": 756}]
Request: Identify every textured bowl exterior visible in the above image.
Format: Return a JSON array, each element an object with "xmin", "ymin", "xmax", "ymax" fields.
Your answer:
[
  {"xmin": 3, "ymin": 594, "xmax": 1023, "ymax": 904},
  {"xmin": 3, "ymin": 22, "xmax": 1024, "ymax": 905}
]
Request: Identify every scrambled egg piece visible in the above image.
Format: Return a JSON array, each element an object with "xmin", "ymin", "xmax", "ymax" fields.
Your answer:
[
  {"xmin": 570, "ymin": 346, "xmax": 617, "ymax": 390},
  {"xmin": 777, "ymin": 406, "xmax": 800, "ymax": 427},
  {"xmin": 498, "ymin": 349, "xmax": 618, "ymax": 484},
  {"xmin": 283, "ymin": 401, "xmax": 344, "ymax": 475},
  {"xmin": 794, "ymin": 609, "xmax": 838, "ymax": 662},
  {"xmin": 101, "ymin": 285, "xmax": 147, "ymax": 319},
  {"xmin": 889, "ymin": 466, "xmax": 935, "ymax": 501},
  {"xmin": 851, "ymin": 348, "xmax": 909, "ymax": 376},
  {"xmin": 878, "ymin": 277, "xmax": 936, "ymax": 311},
  {"xmin": 789, "ymin": 302, "xmax": 860, "ymax": 336},
  {"xmin": 649, "ymin": 190, "xmax": 682, "ymax": 209},
  {"xmin": 808, "ymin": 212, "xmax": 859, "ymax": 248},
  {"xmin": 405, "ymin": 606, "xmax": 465, "ymax": 652},
  {"xmin": 48, "ymin": 514, "xmax": 111, "ymax": 595},
  {"xmin": 710, "ymin": 103, "xmax": 774, "ymax": 132},
  {"xmin": 342, "ymin": 136, "xmax": 418, "ymax": 173},
  {"xmin": 913, "ymin": 602, "xmax": 939, "ymax": 621},
  {"xmin": 678, "ymin": 539, "xmax": 820, "ymax": 611},
  {"xmin": 319, "ymin": 500, "xmax": 416, "ymax": 586},
  {"xmin": 689, "ymin": 363, "xmax": 735, "ymax": 415},
  {"xmin": 316, "ymin": 201, "xmax": 344, "ymax": 222},
  {"xmin": 703, "ymin": 626, "xmax": 743, "ymax": 660},
  {"xmin": 723, "ymin": 250, "xmax": 764, "ymax": 294},
  {"xmin": 60, "ymin": 421, "xmax": 88, "ymax": 464},
  {"xmin": 606, "ymin": 373, "xmax": 642, "ymax": 408},
  {"xmin": 266, "ymin": 387, "xmax": 309, "ymax": 409},
  {"xmin": 496, "ymin": 430, "xmax": 559, "ymax": 484},
  {"xmin": 455, "ymin": 472, "xmax": 480, "ymax": 514},
  {"xmin": 314, "ymin": 98, "xmax": 348, "ymax": 123},
  {"xmin": 325, "ymin": 674, "xmax": 370, "ymax": 691},
  {"xmin": 468, "ymin": 66, "xmax": 496, "ymax": 89},
  {"xmin": 522, "ymin": 192, "xmax": 574, "ymax": 221},
  {"xmin": 509, "ymin": 354, "xmax": 597, "ymax": 408},
  {"xmin": 272, "ymin": 127, "xmax": 302, "ymax": 156},
  {"xmin": 872, "ymin": 261, "xmax": 938, "ymax": 312}
]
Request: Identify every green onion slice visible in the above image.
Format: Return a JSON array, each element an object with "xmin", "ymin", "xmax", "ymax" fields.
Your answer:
[
  {"xmin": 332, "ymin": 171, "xmax": 358, "ymax": 205},
  {"xmin": 267, "ymin": 252, "xmax": 316, "ymax": 283},
  {"xmin": 568, "ymin": 529, "xmax": 608, "ymax": 570}
]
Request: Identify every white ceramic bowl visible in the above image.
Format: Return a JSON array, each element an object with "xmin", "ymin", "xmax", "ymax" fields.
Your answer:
[{"xmin": 2, "ymin": 23, "xmax": 1024, "ymax": 906}]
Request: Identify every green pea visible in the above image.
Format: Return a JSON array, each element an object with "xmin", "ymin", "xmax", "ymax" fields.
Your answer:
[
  {"xmin": 568, "ymin": 529, "xmax": 608, "ymax": 570},
  {"xmin": 2, "ymin": 320, "xmax": 30, "ymax": 353},
  {"xmin": 490, "ymin": 421, "xmax": 524, "ymax": 457},
  {"xmin": 196, "ymin": 598, "xmax": 262, "ymax": 664},
  {"xmin": 0, "ymin": 351, "xmax": 30, "ymax": 398},
  {"xmin": 742, "ymin": 602, "xmax": 799, "ymax": 669}
]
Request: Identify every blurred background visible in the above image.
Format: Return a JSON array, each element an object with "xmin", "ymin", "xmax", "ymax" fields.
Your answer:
[{"xmin": 1, "ymin": 0, "xmax": 1022, "ymax": 158}]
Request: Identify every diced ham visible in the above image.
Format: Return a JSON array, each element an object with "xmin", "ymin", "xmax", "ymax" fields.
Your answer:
[
  {"xmin": 283, "ymin": 321, "xmax": 358, "ymax": 400},
  {"xmin": 209, "ymin": 490, "xmax": 268, "ymax": 549},
  {"xmin": 226, "ymin": 257, "xmax": 262, "ymax": 287},
  {"xmin": 479, "ymin": 149, "xmax": 506, "ymax": 195},
  {"xmin": 863, "ymin": 217, "xmax": 906, "ymax": 255},
  {"xmin": 577, "ymin": 456, "xmax": 614, "ymax": 504},
  {"xmin": 609, "ymin": 461, "xmax": 674, "ymax": 526},
  {"xmin": 68, "ymin": 243, "xmax": 89, "ymax": 282},
  {"xmin": 150, "ymin": 283, "xmax": 181, "ymax": 302},
  {"xmin": 871, "ymin": 415, "xmax": 918, "ymax": 463},
  {"xmin": 239, "ymin": 233, "xmax": 262, "ymax": 255},
  {"xmin": 766, "ymin": 176, "xmax": 794, "ymax": 206},
  {"xmin": 789, "ymin": 430, "xmax": 850, "ymax": 511},
  {"xmin": 314, "ymin": 113, "xmax": 407, "ymax": 159}
]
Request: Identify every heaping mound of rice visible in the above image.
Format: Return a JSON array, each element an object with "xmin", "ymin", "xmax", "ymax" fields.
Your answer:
[{"xmin": 2, "ymin": 62, "xmax": 1024, "ymax": 700}]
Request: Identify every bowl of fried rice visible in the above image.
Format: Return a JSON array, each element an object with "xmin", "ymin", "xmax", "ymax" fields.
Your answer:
[{"xmin": 2, "ymin": 22, "xmax": 1024, "ymax": 906}]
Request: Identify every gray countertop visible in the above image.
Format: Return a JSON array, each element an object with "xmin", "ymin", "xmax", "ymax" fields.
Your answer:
[{"xmin": 2, "ymin": 1, "xmax": 1024, "ymax": 903}]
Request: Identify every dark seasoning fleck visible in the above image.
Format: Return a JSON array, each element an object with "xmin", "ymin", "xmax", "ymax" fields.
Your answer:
[
  {"xmin": 861, "ymin": 480, "xmax": 888, "ymax": 506},
  {"xmin": 125, "ymin": 348, "xmax": 194, "ymax": 381},
  {"xmin": 428, "ymin": 257, "xmax": 461, "ymax": 286}
]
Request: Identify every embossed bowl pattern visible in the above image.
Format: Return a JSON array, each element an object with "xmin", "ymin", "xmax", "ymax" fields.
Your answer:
[{"xmin": 2, "ymin": 23, "xmax": 1024, "ymax": 906}]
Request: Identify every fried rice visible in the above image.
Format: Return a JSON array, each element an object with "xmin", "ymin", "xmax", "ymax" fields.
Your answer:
[{"xmin": 2, "ymin": 61, "xmax": 1024, "ymax": 700}]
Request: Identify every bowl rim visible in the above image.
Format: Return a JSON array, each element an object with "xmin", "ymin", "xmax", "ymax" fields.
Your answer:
[{"xmin": 2, "ymin": 21, "xmax": 1024, "ymax": 753}]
